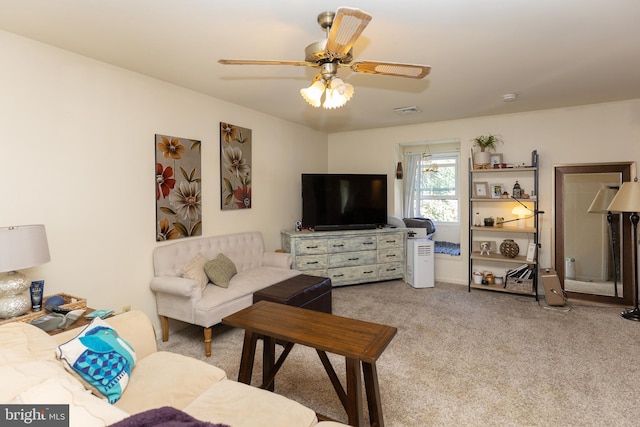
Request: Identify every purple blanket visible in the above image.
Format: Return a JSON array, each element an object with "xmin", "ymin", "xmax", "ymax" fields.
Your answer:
[{"xmin": 109, "ymin": 406, "xmax": 231, "ymax": 427}]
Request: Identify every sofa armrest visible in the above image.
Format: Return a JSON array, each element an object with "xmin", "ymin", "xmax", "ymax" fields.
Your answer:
[
  {"xmin": 150, "ymin": 276, "xmax": 202, "ymax": 298},
  {"xmin": 262, "ymin": 251, "xmax": 293, "ymax": 269},
  {"xmin": 52, "ymin": 310, "xmax": 158, "ymax": 360}
]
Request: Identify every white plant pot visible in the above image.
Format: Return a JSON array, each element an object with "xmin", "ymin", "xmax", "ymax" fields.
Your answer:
[
  {"xmin": 472, "ymin": 271, "xmax": 484, "ymax": 285},
  {"xmin": 473, "ymin": 151, "xmax": 491, "ymax": 168}
]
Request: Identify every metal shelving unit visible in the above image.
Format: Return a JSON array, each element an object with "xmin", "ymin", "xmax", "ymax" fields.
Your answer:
[{"xmin": 468, "ymin": 153, "xmax": 540, "ymax": 299}]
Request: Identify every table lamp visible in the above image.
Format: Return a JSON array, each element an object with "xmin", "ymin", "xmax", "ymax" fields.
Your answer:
[
  {"xmin": 607, "ymin": 178, "xmax": 640, "ymax": 321},
  {"xmin": 512, "ymin": 205, "xmax": 529, "ymax": 229},
  {"xmin": 0, "ymin": 225, "xmax": 51, "ymax": 318},
  {"xmin": 588, "ymin": 187, "xmax": 619, "ymax": 297}
]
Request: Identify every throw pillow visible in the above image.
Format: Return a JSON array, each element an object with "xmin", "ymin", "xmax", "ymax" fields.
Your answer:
[
  {"xmin": 204, "ymin": 253, "xmax": 237, "ymax": 288},
  {"xmin": 181, "ymin": 253, "xmax": 209, "ymax": 290},
  {"xmin": 57, "ymin": 317, "xmax": 136, "ymax": 404}
]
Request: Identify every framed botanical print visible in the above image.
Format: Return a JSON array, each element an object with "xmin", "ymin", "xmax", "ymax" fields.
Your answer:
[
  {"xmin": 220, "ymin": 122, "xmax": 252, "ymax": 210},
  {"xmin": 155, "ymin": 134, "xmax": 202, "ymax": 241}
]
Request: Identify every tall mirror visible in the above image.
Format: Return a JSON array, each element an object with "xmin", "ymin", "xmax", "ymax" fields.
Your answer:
[{"xmin": 554, "ymin": 162, "xmax": 635, "ymax": 305}]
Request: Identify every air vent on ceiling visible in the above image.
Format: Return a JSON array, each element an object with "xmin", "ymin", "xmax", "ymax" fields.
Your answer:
[{"xmin": 393, "ymin": 106, "xmax": 422, "ymax": 115}]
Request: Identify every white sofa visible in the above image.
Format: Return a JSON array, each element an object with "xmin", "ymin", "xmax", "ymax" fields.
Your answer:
[
  {"xmin": 0, "ymin": 310, "xmax": 348, "ymax": 427},
  {"xmin": 150, "ymin": 231, "xmax": 300, "ymax": 356}
]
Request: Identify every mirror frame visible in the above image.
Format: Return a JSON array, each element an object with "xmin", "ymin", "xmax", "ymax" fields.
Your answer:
[{"xmin": 554, "ymin": 162, "xmax": 635, "ymax": 305}]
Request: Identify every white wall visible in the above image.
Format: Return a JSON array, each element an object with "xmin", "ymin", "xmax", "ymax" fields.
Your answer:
[
  {"xmin": 3, "ymin": 27, "xmax": 640, "ymax": 325},
  {"xmin": 328, "ymin": 100, "xmax": 640, "ymax": 284},
  {"xmin": 0, "ymin": 30, "xmax": 327, "ymax": 330}
]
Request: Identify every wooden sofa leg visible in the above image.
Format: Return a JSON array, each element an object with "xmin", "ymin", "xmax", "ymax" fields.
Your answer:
[
  {"xmin": 204, "ymin": 327, "xmax": 212, "ymax": 357},
  {"xmin": 160, "ymin": 316, "xmax": 169, "ymax": 342}
]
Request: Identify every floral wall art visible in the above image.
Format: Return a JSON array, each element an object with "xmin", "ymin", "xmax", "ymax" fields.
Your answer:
[
  {"xmin": 155, "ymin": 134, "xmax": 202, "ymax": 241},
  {"xmin": 220, "ymin": 122, "xmax": 252, "ymax": 210}
]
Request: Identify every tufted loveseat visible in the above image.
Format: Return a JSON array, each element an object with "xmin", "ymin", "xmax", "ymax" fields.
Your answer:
[{"xmin": 150, "ymin": 231, "xmax": 300, "ymax": 357}]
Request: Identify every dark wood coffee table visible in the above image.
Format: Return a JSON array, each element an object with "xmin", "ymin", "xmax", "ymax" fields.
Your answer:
[{"xmin": 222, "ymin": 300, "xmax": 397, "ymax": 427}]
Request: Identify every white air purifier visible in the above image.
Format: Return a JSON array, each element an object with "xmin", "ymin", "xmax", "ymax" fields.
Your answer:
[{"xmin": 406, "ymin": 238, "xmax": 435, "ymax": 288}]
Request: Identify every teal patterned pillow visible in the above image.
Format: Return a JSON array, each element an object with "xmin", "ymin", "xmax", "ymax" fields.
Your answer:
[
  {"xmin": 57, "ymin": 318, "xmax": 136, "ymax": 404},
  {"xmin": 204, "ymin": 253, "xmax": 237, "ymax": 288}
]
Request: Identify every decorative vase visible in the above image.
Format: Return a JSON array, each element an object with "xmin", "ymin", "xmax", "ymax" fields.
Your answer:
[{"xmin": 500, "ymin": 239, "xmax": 520, "ymax": 258}]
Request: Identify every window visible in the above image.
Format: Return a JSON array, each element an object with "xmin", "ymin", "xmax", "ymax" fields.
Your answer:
[{"xmin": 404, "ymin": 150, "xmax": 460, "ymax": 223}]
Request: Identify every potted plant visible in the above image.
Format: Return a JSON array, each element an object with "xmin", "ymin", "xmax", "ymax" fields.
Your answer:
[{"xmin": 472, "ymin": 134, "xmax": 502, "ymax": 168}]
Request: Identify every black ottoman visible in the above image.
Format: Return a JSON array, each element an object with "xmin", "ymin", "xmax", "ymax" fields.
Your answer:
[{"xmin": 253, "ymin": 274, "xmax": 332, "ymax": 314}]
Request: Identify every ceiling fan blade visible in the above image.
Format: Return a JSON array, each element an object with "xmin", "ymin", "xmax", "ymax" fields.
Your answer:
[
  {"xmin": 325, "ymin": 7, "xmax": 372, "ymax": 60},
  {"xmin": 218, "ymin": 59, "xmax": 313, "ymax": 67},
  {"xmin": 349, "ymin": 61, "xmax": 431, "ymax": 79}
]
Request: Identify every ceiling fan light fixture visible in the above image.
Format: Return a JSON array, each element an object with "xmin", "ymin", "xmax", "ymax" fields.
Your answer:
[
  {"xmin": 332, "ymin": 78, "xmax": 354, "ymax": 100},
  {"xmin": 220, "ymin": 7, "xmax": 432, "ymax": 110},
  {"xmin": 322, "ymin": 77, "xmax": 354, "ymax": 109},
  {"xmin": 323, "ymin": 89, "xmax": 347, "ymax": 109},
  {"xmin": 300, "ymin": 79, "xmax": 326, "ymax": 107}
]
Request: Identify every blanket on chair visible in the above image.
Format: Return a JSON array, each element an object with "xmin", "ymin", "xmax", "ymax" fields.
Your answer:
[{"xmin": 109, "ymin": 406, "xmax": 230, "ymax": 427}]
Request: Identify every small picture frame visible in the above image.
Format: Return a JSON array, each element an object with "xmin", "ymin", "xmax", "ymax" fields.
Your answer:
[
  {"xmin": 472, "ymin": 240, "xmax": 497, "ymax": 254},
  {"xmin": 490, "ymin": 153, "xmax": 503, "ymax": 168},
  {"xmin": 490, "ymin": 183, "xmax": 504, "ymax": 199},
  {"xmin": 473, "ymin": 182, "xmax": 489, "ymax": 198}
]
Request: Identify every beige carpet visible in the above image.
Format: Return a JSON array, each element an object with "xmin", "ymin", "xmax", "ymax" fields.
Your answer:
[{"xmin": 157, "ymin": 281, "xmax": 640, "ymax": 426}]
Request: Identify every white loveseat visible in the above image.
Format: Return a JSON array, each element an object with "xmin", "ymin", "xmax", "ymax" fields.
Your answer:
[
  {"xmin": 0, "ymin": 310, "xmax": 348, "ymax": 427},
  {"xmin": 150, "ymin": 231, "xmax": 300, "ymax": 356}
]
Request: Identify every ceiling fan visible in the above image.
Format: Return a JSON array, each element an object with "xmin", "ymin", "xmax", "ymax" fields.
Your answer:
[{"xmin": 218, "ymin": 7, "xmax": 431, "ymax": 109}]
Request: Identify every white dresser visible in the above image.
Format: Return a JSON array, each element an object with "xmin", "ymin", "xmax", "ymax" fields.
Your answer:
[{"xmin": 281, "ymin": 228, "xmax": 407, "ymax": 286}]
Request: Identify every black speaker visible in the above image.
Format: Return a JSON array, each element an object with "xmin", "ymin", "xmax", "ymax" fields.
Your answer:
[{"xmin": 541, "ymin": 269, "xmax": 566, "ymax": 306}]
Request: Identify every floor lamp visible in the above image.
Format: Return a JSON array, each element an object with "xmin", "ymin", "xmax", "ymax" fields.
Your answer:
[
  {"xmin": 588, "ymin": 187, "xmax": 619, "ymax": 297},
  {"xmin": 607, "ymin": 178, "xmax": 640, "ymax": 321}
]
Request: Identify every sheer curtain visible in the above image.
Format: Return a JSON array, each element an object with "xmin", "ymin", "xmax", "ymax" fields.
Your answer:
[{"xmin": 403, "ymin": 152, "xmax": 422, "ymax": 218}]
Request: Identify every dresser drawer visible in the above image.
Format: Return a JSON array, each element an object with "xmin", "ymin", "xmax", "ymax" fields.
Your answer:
[
  {"xmin": 377, "ymin": 247, "xmax": 404, "ymax": 264},
  {"xmin": 294, "ymin": 254, "xmax": 328, "ymax": 270},
  {"xmin": 377, "ymin": 232, "xmax": 404, "ymax": 249},
  {"xmin": 294, "ymin": 238, "xmax": 328, "ymax": 255},
  {"xmin": 328, "ymin": 250, "xmax": 377, "ymax": 268},
  {"xmin": 328, "ymin": 264, "xmax": 378, "ymax": 285},
  {"xmin": 378, "ymin": 262, "xmax": 404, "ymax": 280},
  {"xmin": 327, "ymin": 236, "xmax": 376, "ymax": 253}
]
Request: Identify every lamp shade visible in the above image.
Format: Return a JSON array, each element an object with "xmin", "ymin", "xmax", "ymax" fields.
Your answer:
[
  {"xmin": 512, "ymin": 205, "xmax": 529, "ymax": 228},
  {"xmin": 607, "ymin": 180, "xmax": 640, "ymax": 213},
  {"xmin": 588, "ymin": 187, "xmax": 618, "ymax": 213},
  {"xmin": 0, "ymin": 225, "xmax": 50, "ymax": 272},
  {"xmin": 300, "ymin": 80, "xmax": 326, "ymax": 107},
  {"xmin": 512, "ymin": 205, "xmax": 529, "ymax": 217}
]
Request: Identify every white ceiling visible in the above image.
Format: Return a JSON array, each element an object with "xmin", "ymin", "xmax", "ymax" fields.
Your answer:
[{"xmin": 1, "ymin": 0, "xmax": 639, "ymax": 133}]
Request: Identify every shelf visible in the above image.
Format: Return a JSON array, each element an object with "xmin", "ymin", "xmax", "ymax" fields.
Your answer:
[
  {"xmin": 469, "ymin": 282, "xmax": 536, "ymax": 296},
  {"xmin": 471, "ymin": 226, "xmax": 536, "ymax": 233},
  {"xmin": 470, "ymin": 253, "xmax": 534, "ymax": 264},
  {"xmin": 471, "ymin": 167, "xmax": 537, "ymax": 173},
  {"xmin": 470, "ymin": 198, "xmax": 536, "ymax": 203}
]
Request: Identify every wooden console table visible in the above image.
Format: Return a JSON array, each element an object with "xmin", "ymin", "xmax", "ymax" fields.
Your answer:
[{"xmin": 222, "ymin": 300, "xmax": 397, "ymax": 427}]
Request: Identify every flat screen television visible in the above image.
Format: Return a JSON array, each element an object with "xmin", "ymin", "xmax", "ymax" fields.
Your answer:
[{"xmin": 301, "ymin": 173, "xmax": 388, "ymax": 231}]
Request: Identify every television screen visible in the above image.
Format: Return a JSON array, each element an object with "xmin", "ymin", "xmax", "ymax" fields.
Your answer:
[{"xmin": 301, "ymin": 174, "xmax": 388, "ymax": 231}]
